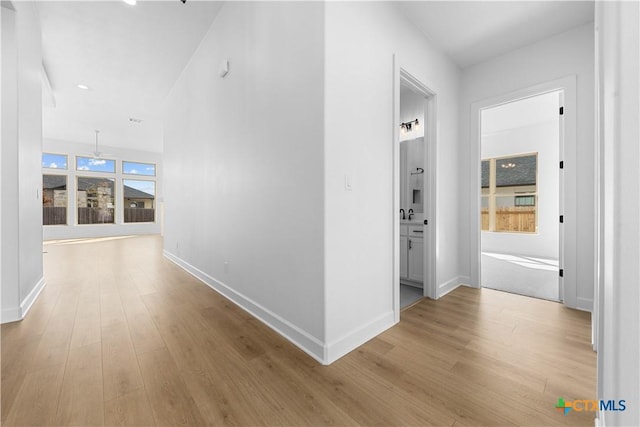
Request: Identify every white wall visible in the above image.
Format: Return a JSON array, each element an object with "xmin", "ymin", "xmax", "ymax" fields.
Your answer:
[
  {"xmin": 42, "ymin": 138, "xmax": 162, "ymax": 240},
  {"xmin": 481, "ymin": 92, "xmax": 560, "ymax": 259},
  {"xmin": 595, "ymin": 2, "xmax": 640, "ymax": 425},
  {"xmin": 324, "ymin": 2, "xmax": 461, "ymax": 362},
  {"xmin": 460, "ymin": 23, "xmax": 595, "ymax": 311},
  {"xmin": 163, "ymin": 2, "xmax": 326, "ymax": 361},
  {"xmin": 1, "ymin": 2, "xmax": 45, "ymax": 323}
]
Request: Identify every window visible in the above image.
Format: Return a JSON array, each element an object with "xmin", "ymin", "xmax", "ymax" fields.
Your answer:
[
  {"xmin": 515, "ymin": 195, "xmax": 536, "ymax": 207},
  {"xmin": 481, "ymin": 153, "xmax": 537, "ymax": 233},
  {"xmin": 123, "ymin": 161, "xmax": 155, "ymax": 176},
  {"xmin": 43, "ymin": 175, "xmax": 67, "ymax": 225},
  {"xmin": 77, "ymin": 177, "xmax": 115, "ymax": 224},
  {"xmin": 123, "ymin": 179, "xmax": 155, "ymax": 223},
  {"xmin": 76, "ymin": 156, "xmax": 116, "ymax": 173},
  {"xmin": 42, "ymin": 153, "xmax": 68, "ymax": 170}
]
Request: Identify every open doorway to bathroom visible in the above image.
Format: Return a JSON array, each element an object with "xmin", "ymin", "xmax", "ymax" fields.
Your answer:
[
  {"xmin": 395, "ymin": 67, "xmax": 437, "ymax": 316},
  {"xmin": 399, "ymin": 82, "xmax": 426, "ymax": 309},
  {"xmin": 480, "ymin": 90, "xmax": 563, "ymax": 301}
]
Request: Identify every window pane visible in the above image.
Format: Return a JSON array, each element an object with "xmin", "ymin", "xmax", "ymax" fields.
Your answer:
[
  {"xmin": 77, "ymin": 177, "xmax": 115, "ymax": 224},
  {"xmin": 123, "ymin": 161, "xmax": 155, "ymax": 176},
  {"xmin": 42, "ymin": 153, "xmax": 68, "ymax": 170},
  {"xmin": 495, "ymin": 195, "xmax": 536, "ymax": 232},
  {"xmin": 123, "ymin": 179, "xmax": 155, "ymax": 223},
  {"xmin": 495, "ymin": 154, "xmax": 536, "ymax": 188},
  {"xmin": 481, "ymin": 160, "xmax": 490, "ymax": 188},
  {"xmin": 43, "ymin": 175, "xmax": 67, "ymax": 225},
  {"xmin": 76, "ymin": 156, "xmax": 116, "ymax": 173},
  {"xmin": 481, "ymin": 196, "xmax": 489, "ymax": 231}
]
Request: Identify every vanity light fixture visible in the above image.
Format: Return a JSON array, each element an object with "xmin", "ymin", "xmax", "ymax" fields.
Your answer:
[{"xmin": 400, "ymin": 118, "xmax": 419, "ymax": 133}]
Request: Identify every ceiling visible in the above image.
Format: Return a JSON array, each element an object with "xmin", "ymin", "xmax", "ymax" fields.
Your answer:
[
  {"xmin": 38, "ymin": 1, "xmax": 223, "ymax": 153},
  {"xmin": 398, "ymin": 1, "xmax": 594, "ymax": 68},
  {"xmin": 38, "ymin": 1, "xmax": 594, "ymax": 154}
]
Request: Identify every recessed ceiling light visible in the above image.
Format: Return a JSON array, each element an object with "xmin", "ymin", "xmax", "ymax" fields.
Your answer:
[
  {"xmin": 77, "ymin": 84, "xmax": 89, "ymax": 90},
  {"xmin": 123, "ymin": 0, "xmax": 136, "ymax": 5}
]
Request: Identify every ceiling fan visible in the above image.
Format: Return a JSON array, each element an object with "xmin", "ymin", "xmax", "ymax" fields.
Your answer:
[{"xmin": 87, "ymin": 130, "xmax": 113, "ymax": 159}]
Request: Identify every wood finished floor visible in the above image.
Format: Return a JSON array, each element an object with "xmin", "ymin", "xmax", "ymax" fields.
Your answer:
[{"xmin": 2, "ymin": 235, "xmax": 596, "ymax": 426}]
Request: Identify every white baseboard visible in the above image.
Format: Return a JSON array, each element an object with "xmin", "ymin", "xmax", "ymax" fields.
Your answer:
[
  {"xmin": 21, "ymin": 277, "xmax": 46, "ymax": 319},
  {"xmin": 438, "ymin": 275, "xmax": 466, "ymax": 298},
  {"xmin": 1, "ymin": 276, "xmax": 46, "ymax": 324},
  {"xmin": 163, "ymin": 250, "xmax": 325, "ymax": 364},
  {"xmin": 324, "ymin": 311, "xmax": 395, "ymax": 364},
  {"xmin": 576, "ymin": 297, "xmax": 593, "ymax": 312},
  {"xmin": 1, "ymin": 307, "xmax": 21, "ymax": 324}
]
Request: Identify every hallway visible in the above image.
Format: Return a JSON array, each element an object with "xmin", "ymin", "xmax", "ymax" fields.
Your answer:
[{"xmin": 1, "ymin": 235, "xmax": 595, "ymax": 426}]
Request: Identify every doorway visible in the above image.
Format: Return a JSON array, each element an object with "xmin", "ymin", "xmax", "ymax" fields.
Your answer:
[
  {"xmin": 393, "ymin": 65, "xmax": 437, "ymax": 319},
  {"xmin": 479, "ymin": 91, "xmax": 563, "ymax": 301}
]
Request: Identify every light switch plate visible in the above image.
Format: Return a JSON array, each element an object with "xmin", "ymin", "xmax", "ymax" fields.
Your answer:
[{"xmin": 345, "ymin": 174, "xmax": 353, "ymax": 191}]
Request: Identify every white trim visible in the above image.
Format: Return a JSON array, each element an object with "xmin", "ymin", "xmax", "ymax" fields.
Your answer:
[
  {"xmin": 1, "ymin": 307, "xmax": 21, "ymax": 324},
  {"xmin": 438, "ymin": 276, "xmax": 465, "ymax": 298},
  {"xmin": 576, "ymin": 297, "xmax": 593, "ymax": 313},
  {"xmin": 1, "ymin": 277, "xmax": 46, "ymax": 324},
  {"xmin": 469, "ymin": 76, "xmax": 578, "ymax": 310},
  {"xmin": 163, "ymin": 250, "xmax": 326, "ymax": 365},
  {"xmin": 20, "ymin": 277, "xmax": 45, "ymax": 318},
  {"xmin": 324, "ymin": 311, "xmax": 395, "ymax": 364},
  {"xmin": 393, "ymin": 59, "xmax": 438, "ymax": 319}
]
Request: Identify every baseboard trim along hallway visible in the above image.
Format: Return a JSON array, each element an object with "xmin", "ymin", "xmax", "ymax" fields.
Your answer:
[{"xmin": 163, "ymin": 249, "xmax": 326, "ymax": 364}]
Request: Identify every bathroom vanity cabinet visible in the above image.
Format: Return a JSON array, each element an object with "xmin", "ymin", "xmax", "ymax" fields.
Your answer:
[{"xmin": 400, "ymin": 224, "xmax": 424, "ymax": 287}]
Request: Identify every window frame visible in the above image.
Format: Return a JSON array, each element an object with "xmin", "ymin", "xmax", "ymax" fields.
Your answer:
[
  {"xmin": 122, "ymin": 160, "xmax": 156, "ymax": 177},
  {"xmin": 122, "ymin": 178, "xmax": 156, "ymax": 224},
  {"xmin": 76, "ymin": 156, "xmax": 116, "ymax": 174},
  {"xmin": 76, "ymin": 176, "xmax": 117, "ymax": 225},
  {"xmin": 42, "ymin": 174, "xmax": 69, "ymax": 226},
  {"xmin": 481, "ymin": 152, "xmax": 538, "ymax": 234},
  {"xmin": 42, "ymin": 152, "xmax": 69, "ymax": 170}
]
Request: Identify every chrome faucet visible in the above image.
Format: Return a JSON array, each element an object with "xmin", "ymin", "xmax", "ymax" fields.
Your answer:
[
  {"xmin": 400, "ymin": 209, "xmax": 406, "ymax": 220},
  {"xmin": 408, "ymin": 209, "xmax": 414, "ymax": 220}
]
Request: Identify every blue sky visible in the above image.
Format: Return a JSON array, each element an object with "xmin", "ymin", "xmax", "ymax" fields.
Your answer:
[
  {"xmin": 42, "ymin": 153, "xmax": 68, "ymax": 169},
  {"xmin": 123, "ymin": 161, "xmax": 155, "ymax": 176},
  {"xmin": 76, "ymin": 156, "xmax": 115, "ymax": 172},
  {"xmin": 124, "ymin": 179, "xmax": 155, "ymax": 196}
]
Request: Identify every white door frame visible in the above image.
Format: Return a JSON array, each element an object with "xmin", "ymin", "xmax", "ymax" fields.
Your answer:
[
  {"xmin": 468, "ymin": 75, "xmax": 578, "ymax": 309},
  {"xmin": 393, "ymin": 57, "xmax": 438, "ymax": 322}
]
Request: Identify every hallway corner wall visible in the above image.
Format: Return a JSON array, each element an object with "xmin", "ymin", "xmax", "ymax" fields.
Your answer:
[
  {"xmin": 1, "ymin": 2, "xmax": 45, "ymax": 323},
  {"xmin": 162, "ymin": 2, "xmax": 326, "ymax": 362}
]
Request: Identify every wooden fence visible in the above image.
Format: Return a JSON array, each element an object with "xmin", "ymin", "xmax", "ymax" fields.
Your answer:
[
  {"xmin": 43, "ymin": 207, "xmax": 67, "ymax": 225},
  {"xmin": 481, "ymin": 208, "xmax": 536, "ymax": 233},
  {"xmin": 78, "ymin": 207, "xmax": 115, "ymax": 224},
  {"xmin": 124, "ymin": 208, "xmax": 155, "ymax": 223},
  {"xmin": 44, "ymin": 207, "xmax": 154, "ymax": 225}
]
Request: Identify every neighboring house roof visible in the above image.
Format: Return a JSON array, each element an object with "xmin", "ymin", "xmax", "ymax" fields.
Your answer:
[
  {"xmin": 123, "ymin": 185, "xmax": 154, "ymax": 199},
  {"xmin": 481, "ymin": 154, "xmax": 536, "ymax": 188},
  {"xmin": 43, "ymin": 175, "xmax": 154, "ymax": 199},
  {"xmin": 43, "ymin": 174, "xmax": 67, "ymax": 190}
]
